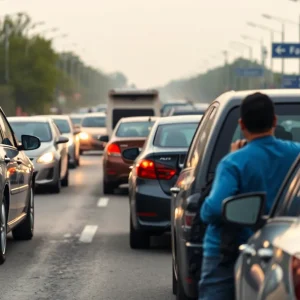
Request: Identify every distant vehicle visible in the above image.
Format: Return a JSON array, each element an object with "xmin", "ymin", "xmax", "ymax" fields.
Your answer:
[
  {"xmin": 9, "ymin": 116, "xmax": 69, "ymax": 193},
  {"xmin": 79, "ymin": 112, "xmax": 107, "ymax": 154},
  {"xmin": 46, "ymin": 115, "xmax": 81, "ymax": 168},
  {"xmin": 166, "ymin": 105, "xmax": 204, "ymax": 116},
  {"xmin": 106, "ymin": 89, "xmax": 160, "ymax": 138},
  {"xmin": 0, "ymin": 108, "xmax": 40, "ymax": 264},
  {"xmin": 101, "ymin": 116, "xmax": 158, "ymax": 194},
  {"xmin": 194, "ymin": 103, "xmax": 209, "ymax": 112},
  {"xmin": 171, "ymin": 89, "xmax": 300, "ymax": 300},
  {"xmin": 95, "ymin": 104, "xmax": 107, "ymax": 113},
  {"xmin": 221, "ymin": 153, "xmax": 300, "ymax": 300},
  {"xmin": 69, "ymin": 114, "xmax": 83, "ymax": 130},
  {"xmin": 160, "ymin": 99, "xmax": 191, "ymax": 116},
  {"xmin": 126, "ymin": 115, "xmax": 202, "ymax": 249}
]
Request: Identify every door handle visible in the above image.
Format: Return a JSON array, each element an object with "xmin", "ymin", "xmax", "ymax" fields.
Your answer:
[
  {"xmin": 239, "ymin": 244, "xmax": 256, "ymax": 257},
  {"xmin": 170, "ymin": 187, "xmax": 180, "ymax": 195},
  {"xmin": 257, "ymin": 248, "xmax": 273, "ymax": 260},
  {"xmin": 4, "ymin": 156, "xmax": 10, "ymax": 163}
]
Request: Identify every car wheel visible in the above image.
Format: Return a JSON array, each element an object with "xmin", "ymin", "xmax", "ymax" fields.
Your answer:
[
  {"xmin": 61, "ymin": 168, "xmax": 69, "ymax": 187},
  {"xmin": 80, "ymin": 150, "xmax": 84, "ymax": 155},
  {"xmin": 0, "ymin": 199, "xmax": 7, "ymax": 265},
  {"xmin": 52, "ymin": 165, "xmax": 61, "ymax": 194},
  {"xmin": 103, "ymin": 181, "xmax": 116, "ymax": 195},
  {"xmin": 129, "ymin": 215, "xmax": 150, "ymax": 249},
  {"xmin": 12, "ymin": 187, "xmax": 34, "ymax": 240},
  {"xmin": 76, "ymin": 155, "xmax": 80, "ymax": 167},
  {"xmin": 173, "ymin": 261, "xmax": 177, "ymax": 295}
]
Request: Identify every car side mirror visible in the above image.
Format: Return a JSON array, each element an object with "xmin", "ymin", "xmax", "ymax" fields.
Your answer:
[
  {"xmin": 99, "ymin": 135, "xmax": 109, "ymax": 143},
  {"xmin": 122, "ymin": 147, "xmax": 140, "ymax": 161},
  {"xmin": 222, "ymin": 192, "xmax": 266, "ymax": 226},
  {"xmin": 20, "ymin": 135, "xmax": 41, "ymax": 151},
  {"xmin": 56, "ymin": 136, "xmax": 69, "ymax": 144}
]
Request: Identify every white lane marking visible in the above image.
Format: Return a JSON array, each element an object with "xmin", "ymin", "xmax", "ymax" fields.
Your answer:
[
  {"xmin": 97, "ymin": 197, "xmax": 109, "ymax": 207},
  {"xmin": 64, "ymin": 233, "xmax": 71, "ymax": 238},
  {"xmin": 79, "ymin": 225, "xmax": 98, "ymax": 243}
]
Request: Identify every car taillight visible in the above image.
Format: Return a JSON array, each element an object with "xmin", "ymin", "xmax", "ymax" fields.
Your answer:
[
  {"xmin": 107, "ymin": 143, "xmax": 121, "ymax": 156},
  {"xmin": 292, "ymin": 256, "xmax": 300, "ymax": 299},
  {"xmin": 136, "ymin": 159, "xmax": 176, "ymax": 180},
  {"xmin": 184, "ymin": 211, "xmax": 196, "ymax": 229}
]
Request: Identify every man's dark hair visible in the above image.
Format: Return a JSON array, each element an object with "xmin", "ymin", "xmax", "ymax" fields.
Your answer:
[{"xmin": 240, "ymin": 92, "xmax": 275, "ymax": 133}]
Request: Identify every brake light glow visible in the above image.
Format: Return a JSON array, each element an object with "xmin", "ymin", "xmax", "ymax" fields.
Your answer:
[
  {"xmin": 292, "ymin": 256, "xmax": 300, "ymax": 299},
  {"xmin": 136, "ymin": 159, "xmax": 176, "ymax": 180},
  {"xmin": 184, "ymin": 211, "xmax": 196, "ymax": 229},
  {"xmin": 107, "ymin": 143, "xmax": 121, "ymax": 156}
]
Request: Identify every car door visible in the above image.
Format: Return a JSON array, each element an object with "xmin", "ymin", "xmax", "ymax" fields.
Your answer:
[
  {"xmin": 0, "ymin": 110, "xmax": 20, "ymax": 222},
  {"xmin": 236, "ymin": 159, "xmax": 300, "ymax": 300},
  {"xmin": 52, "ymin": 122, "xmax": 68, "ymax": 179}
]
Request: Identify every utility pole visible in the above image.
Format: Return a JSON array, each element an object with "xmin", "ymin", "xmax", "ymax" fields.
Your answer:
[{"xmin": 4, "ymin": 22, "xmax": 10, "ymax": 83}]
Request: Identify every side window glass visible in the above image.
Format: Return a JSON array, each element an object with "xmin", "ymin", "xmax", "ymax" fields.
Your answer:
[
  {"xmin": 0, "ymin": 112, "xmax": 15, "ymax": 147},
  {"xmin": 186, "ymin": 107, "xmax": 217, "ymax": 169},
  {"xmin": 273, "ymin": 165, "xmax": 300, "ymax": 217}
]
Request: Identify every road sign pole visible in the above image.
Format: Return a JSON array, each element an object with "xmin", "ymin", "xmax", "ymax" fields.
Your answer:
[{"xmin": 281, "ymin": 23, "xmax": 285, "ymax": 81}]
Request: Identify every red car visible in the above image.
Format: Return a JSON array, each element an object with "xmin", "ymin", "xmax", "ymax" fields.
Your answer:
[{"xmin": 101, "ymin": 116, "xmax": 158, "ymax": 194}]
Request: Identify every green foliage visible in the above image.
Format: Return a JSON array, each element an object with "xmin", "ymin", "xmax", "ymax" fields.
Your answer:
[
  {"xmin": 0, "ymin": 12, "xmax": 128, "ymax": 115},
  {"xmin": 159, "ymin": 58, "xmax": 281, "ymax": 103}
]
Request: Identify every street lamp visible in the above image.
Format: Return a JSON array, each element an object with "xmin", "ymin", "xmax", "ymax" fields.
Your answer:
[{"xmin": 230, "ymin": 41, "xmax": 253, "ymax": 60}]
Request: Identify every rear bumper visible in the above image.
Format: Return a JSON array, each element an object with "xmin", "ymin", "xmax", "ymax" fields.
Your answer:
[
  {"xmin": 131, "ymin": 179, "xmax": 171, "ymax": 233},
  {"xmin": 104, "ymin": 156, "xmax": 131, "ymax": 185}
]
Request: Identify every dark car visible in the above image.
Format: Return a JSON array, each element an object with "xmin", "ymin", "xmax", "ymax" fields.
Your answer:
[
  {"xmin": 161, "ymin": 100, "xmax": 193, "ymax": 116},
  {"xmin": 222, "ymin": 154, "xmax": 300, "ymax": 300},
  {"xmin": 101, "ymin": 116, "xmax": 157, "ymax": 194},
  {"xmin": 167, "ymin": 104, "xmax": 208, "ymax": 116},
  {"xmin": 126, "ymin": 115, "xmax": 202, "ymax": 249},
  {"xmin": 0, "ymin": 108, "xmax": 41, "ymax": 264},
  {"xmin": 171, "ymin": 89, "xmax": 300, "ymax": 299}
]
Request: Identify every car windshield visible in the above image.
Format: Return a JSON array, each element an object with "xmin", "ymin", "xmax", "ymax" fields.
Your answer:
[
  {"xmin": 53, "ymin": 119, "xmax": 71, "ymax": 134},
  {"xmin": 154, "ymin": 122, "xmax": 198, "ymax": 147},
  {"xmin": 116, "ymin": 121, "xmax": 155, "ymax": 137},
  {"xmin": 10, "ymin": 122, "xmax": 52, "ymax": 142},
  {"xmin": 82, "ymin": 116, "xmax": 106, "ymax": 127},
  {"xmin": 70, "ymin": 117, "xmax": 82, "ymax": 125}
]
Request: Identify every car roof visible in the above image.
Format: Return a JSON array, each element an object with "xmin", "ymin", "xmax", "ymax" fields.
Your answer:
[
  {"xmin": 8, "ymin": 116, "xmax": 51, "ymax": 123},
  {"xmin": 69, "ymin": 114, "xmax": 83, "ymax": 118},
  {"xmin": 42, "ymin": 115, "xmax": 71, "ymax": 120},
  {"xmin": 119, "ymin": 116, "xmax": 159, "ymax": 123},
  {"xmin": 82, "ymin": 112, "xmax": 106, "ymax": 117},
  {"xmin": 157, "ymin": 115, "xmax": 202, "ymax": 124},
  {"xmin": 217, "ymin": 89, "xmax": 300, "ymax": 108}
]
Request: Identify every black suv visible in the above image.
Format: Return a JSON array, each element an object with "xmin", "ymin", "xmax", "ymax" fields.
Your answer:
[{"xmin": 171, "ymin": 89, "xmax": 300, "ymax": 299}]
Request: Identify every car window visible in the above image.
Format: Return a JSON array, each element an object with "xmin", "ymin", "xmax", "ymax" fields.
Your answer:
[
  {"xmin": 82, "ymin": 116, "xmax": 106, "ymax": 128},
  {"xmin": 10, "ymin": 121, "xmax": 52, "ymax": 142},
  {"xmin": 209, "ymin": 103, "xmax": 300, "ymax": 175},
  {"xmin": 53, "ymin": 119, "xmax": 71, "ymax": 134},
  {"xmin": 185, "ymin": 106, "xmax": 217, "ymax": 169},
  {"xmin": 70, "ymin": 117, "xmax": 82, "ymax": 125},
  {"xmin": 0, "ymin": 112, "xmax": 15, "ymax": 147},
  {"xmin": 116, "ymin": 121, "xmax": 155, "ymax": 137},
  {"xmin": 153, "ymin": 122, "xmax": 198, "ymax": 147},
  {"xmin": 284, "ymin": 179, "xmax": 300, "ymax": 217}
]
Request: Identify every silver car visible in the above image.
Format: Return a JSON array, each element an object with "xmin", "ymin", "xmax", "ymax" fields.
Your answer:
[
  {"xmin": 46, "ymin": 115, "xmax": 81, "ymax": 168},
  {"xmin": 8, "ymin": 116, "xmax": 69, "ymax": 193}
]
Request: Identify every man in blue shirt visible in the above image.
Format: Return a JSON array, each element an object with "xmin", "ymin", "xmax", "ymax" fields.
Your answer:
[{"xmin": 199, "ymin": 92, "xmax": 300, "ymax": 300}]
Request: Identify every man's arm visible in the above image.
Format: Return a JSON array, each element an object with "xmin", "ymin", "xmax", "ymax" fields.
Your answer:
[{"xmin": 200, "ymin": 159, "xmax": 239, "ymax": 224}]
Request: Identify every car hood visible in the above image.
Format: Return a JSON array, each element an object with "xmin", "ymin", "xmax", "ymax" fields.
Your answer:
[
  {"xmin": 81, "ymin": 127, "xmax": 107, "ymax": 135},
  {"xmin": 24, "ymin": 142, "xmax": 53, "ymax": 158}
]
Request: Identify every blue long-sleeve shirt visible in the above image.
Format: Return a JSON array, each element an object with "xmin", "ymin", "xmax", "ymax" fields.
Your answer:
[{"xmin": 200, "ymin": 136, "xmax": 300, "ymax": 257}]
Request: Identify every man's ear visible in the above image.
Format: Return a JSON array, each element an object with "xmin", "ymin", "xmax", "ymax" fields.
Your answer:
[
  {"xmin": 273, "ymin": 115, "xmax": 277, "ymax": 128},
  {"xmin": 238, "ymin": 118, "xmax": 246, "ymax": 130}
]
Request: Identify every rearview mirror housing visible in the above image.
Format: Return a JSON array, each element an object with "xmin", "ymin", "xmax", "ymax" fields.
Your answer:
[
  {"xmin": 222, "ymin": 192, "xmax": 266, "ymax": 227},
  {"xmin": 20, "ymin": 135, "xmax": 41, "ymax": 151},
  {"xmin": 99, "ymin": 135, "xmax": 109, "ymax": 143},
  {"xmin": 56, "ymin": 136, "xmax": 69, "ymax": 144},
  {"xmin": 122, "ymin": 147, "xmax": 140, "ymax": 161}
]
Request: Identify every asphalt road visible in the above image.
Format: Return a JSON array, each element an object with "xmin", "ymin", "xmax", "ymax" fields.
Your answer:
[{"xmin": 0, "ymin": 154, "xmax": 173, "ymax": 300}]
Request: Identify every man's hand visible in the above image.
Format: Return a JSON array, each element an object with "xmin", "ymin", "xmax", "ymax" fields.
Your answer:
[{"xmin": 231, "ymin": 139, "xmax": 247, "ymax": 152}]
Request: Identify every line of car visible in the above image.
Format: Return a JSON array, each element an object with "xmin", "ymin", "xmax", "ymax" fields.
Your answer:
[{"xmin": 99, "ymin": 89, "xmax": 300, "ymax": 300}]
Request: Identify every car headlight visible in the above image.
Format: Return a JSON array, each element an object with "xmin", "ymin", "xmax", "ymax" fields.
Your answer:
[
  {"xmin": 79, "ymin": 132, "xmax": 89, "ymax": 140},
  {"xmin": 37, "ymin": 152, "xmax": 55, "ymax": 164}
]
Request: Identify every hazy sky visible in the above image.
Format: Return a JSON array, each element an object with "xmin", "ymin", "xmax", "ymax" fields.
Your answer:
[{"xmin": 1, "ymin": 0, "xmax": 300, "ymax": 87}]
